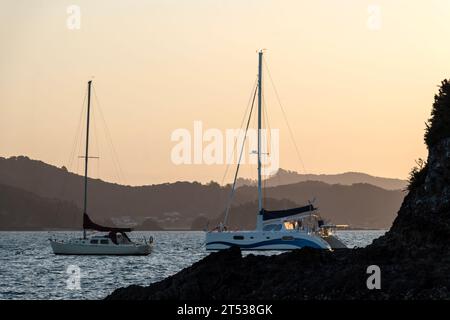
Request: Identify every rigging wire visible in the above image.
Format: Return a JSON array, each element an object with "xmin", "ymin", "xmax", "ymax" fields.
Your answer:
[
  {"xmin": 263, "ymin": 56, "xmax": 308, "ymax": 174},
  {"xmin": 220, "ymin": 78, "xmax": 258, "ymax": 186},
  {"xmin": 263, "ymin": 97, "xmax": 288, "ymax": 210},
  {"xmin": 92, "ymin": 86, "xmax": 127, "ymax": 185},
  {"xmin": 223, "ymin": 84, "xmax": 258, "ymax": 226},
  {"xmin": 76, "ymin": 103, "xmax": 87, "ymax": 176},
  {"xmin": 91, "ymin": 100, "xmax": 101, "ymax": 179},
  {"xmin": 68, "ymin": 90, "xmax": 87, "ymax": 173},
  {"xmin": 262, "ymin": 97, "xmax": 271, "ymax": 209},
  {"xmin": 56, "ymin": 87, "xmax": 88, "ymax": 216},
  {"xmin": 262, "ymin": 97, "xmax": 288, "ymax": 210}
]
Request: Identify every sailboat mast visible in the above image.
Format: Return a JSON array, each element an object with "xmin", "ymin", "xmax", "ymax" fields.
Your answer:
[
  {"xmin": 257, "ymin": 50, "xmax": 263, "ymax": 230},
  {"xmin": 83, "ymin": 80, "xmax": 92, "ymax": 239}
]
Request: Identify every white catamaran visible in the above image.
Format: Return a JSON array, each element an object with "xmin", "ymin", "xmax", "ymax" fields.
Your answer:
[
  {"xmin": 205, "ymin": 51, "xmax": 347, "ymax": 251},
  {"xmin": 49, "ymin": 81, "xmax": 153, "ymax": 255}
]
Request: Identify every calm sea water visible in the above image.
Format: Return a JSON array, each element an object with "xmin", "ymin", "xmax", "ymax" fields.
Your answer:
[{"xmin": 0, "ymin": 230, "xmax": 385, "ymax": 300}]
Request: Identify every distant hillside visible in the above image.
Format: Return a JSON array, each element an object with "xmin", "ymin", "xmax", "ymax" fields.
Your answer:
[
  {"xmin": 135, "ymin": 217, "xmax": 164, "ymax": 231},
  {"xmin": 234, "ymin": 182, "xmax": 403, "ymax": 229},
  {"xmin": 0, "ymin": 184, "xmax": 81, "ymax": 230},
  {"xmin": 236, "ymin": 168, "xmax": 407, "ymax": 190},
  {"xmin": 0, "ymin": 156, "xmax": 405, "ymax": 229},
  {"xmin": 0, "ymin": 156, "xmax": 230, "ymax": 228}
]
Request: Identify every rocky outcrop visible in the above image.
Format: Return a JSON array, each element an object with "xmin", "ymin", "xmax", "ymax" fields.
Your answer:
[
  {"xmin": 106, "ymin": 81, "xmax": 450, "ymax": 300},
  {"xmin": 106, "ymin": 243, "xmax": 450, "ymax": 300},
  {"xmin": 374, "ymin": 137, "xmax": 450, "ymax": 251}
]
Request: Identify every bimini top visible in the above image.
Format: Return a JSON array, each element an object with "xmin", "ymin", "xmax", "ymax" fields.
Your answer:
[
  {"xmin": 83, "ymin": 213, "xmax": 132, "ymax": 233},
  {"xmin": 260, "ymin": 204, "xmax": 316, "ymax": 221}
]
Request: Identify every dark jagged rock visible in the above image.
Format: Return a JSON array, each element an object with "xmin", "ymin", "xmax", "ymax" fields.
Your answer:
[
  {"xmin": 374, "ymin": 137, "xmax": 450, "ymax": 251},
  {"xmin": 106, "ymin": 81, "xmax": 450, "ymax": 300},
  {"xmin": 105, "ymin": 242, "xmax": 450, "ymax": 300}
]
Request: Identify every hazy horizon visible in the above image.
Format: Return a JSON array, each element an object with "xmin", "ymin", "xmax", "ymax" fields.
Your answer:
[
  {"xmin": 3, "ymin": 0, "xmax": 448, "ymax": 185},
  {"xmin": 1, "ymin": 154, "xmax": 407, "ymax": 188}
]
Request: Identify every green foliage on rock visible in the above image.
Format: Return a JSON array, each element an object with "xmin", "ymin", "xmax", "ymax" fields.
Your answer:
[
  {"xmin": 407, "ymin": 158, "xmax": 427, "ymax": 191},
  {"xmin": 425, "ymin": 79, "xmax": 450, "ymax": 147}
]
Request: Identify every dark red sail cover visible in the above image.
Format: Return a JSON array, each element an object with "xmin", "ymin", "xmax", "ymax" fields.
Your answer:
[{"xmin": 83, "ymin": 213, "xmax": 132, "ymax": 232}]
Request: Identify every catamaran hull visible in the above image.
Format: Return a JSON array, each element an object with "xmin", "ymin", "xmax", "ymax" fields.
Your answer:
[
  {"xmin": 205, "ymin": 231, "xmax": 331, "ymax": 251},
  {"xmin": 321, "ymin": 235, "xmax": 347, "ymax": 249},
  {"xmin": 50, "ymin": 240, "xmax": 152, "ymax": 255}
]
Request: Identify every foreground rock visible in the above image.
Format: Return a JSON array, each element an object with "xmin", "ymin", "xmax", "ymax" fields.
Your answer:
[
  {"xmin": 106, "ymin": 244, "xmax": 450, "ymax": 300},
  {"xmin": 106, "ymin": 81, "xmax": 450, "ymax": 300}
]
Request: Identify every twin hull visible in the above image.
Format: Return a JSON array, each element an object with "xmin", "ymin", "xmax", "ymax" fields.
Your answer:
[{"xmin": 205, "ymin": 231, "xmax": 332, "ymax": 251}]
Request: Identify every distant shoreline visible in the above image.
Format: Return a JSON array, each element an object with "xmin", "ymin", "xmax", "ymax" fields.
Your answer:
[{"xmin": 0, "ymin": 228, "xmax": 388, "ymax": 232}]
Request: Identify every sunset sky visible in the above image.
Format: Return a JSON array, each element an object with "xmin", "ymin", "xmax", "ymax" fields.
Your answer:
[{"xmin": 2, "ymin": 0, "xmax": 450, "ymax": 185}]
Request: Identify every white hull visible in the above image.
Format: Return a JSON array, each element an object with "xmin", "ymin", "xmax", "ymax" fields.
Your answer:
[
  {"xmin": 50, "ymin": 239, "xmax": 152, "ymax": 256},
  {"xmin": 205, "ymin": 230, "xmax": 331, "ymax": 251}
]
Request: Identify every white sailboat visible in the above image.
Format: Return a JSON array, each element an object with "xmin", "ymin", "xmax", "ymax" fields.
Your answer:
[
  {"xmin": 205, "ymin": 51, "xmax": 347, "ymax": 251},
  {"xmin": 49, "ymin": 80, "xmax": 153, "ymax": 255}
]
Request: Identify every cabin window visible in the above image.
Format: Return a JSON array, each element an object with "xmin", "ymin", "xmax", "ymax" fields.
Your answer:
[
  {"xmin": 90, "ymin": 240, "xmax": 98, "ymax": 244},
  {"xmin": 282, "ymin": 236, "xmax": 294, "ymax": 241},
  {"xmin": 284, "ymin": 222, "xmax": 295, "ymax": 230},
  {"xmin": 100, "ymin": 239, "xmax": 109, "ymax": 244},
  {"xmin": 263, "ymin": 224, "xmax": 282, "ymax": 231},
  {"xmin": 233, "ymin": 235, "xmax": 244, "ymax": 240}
]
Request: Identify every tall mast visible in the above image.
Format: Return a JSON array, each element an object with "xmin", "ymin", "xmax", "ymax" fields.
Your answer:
[
  {"xmin": 83, "ymin": 80, "xmax": 92, "ymax": 239},
  {"xmin": 256, "ymin": 50, "xmax": 263, "ymax": 230}
]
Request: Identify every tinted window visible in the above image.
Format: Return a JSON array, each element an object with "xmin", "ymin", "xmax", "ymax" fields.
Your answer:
[
  {"xmin": 282, "ymin": 236, "xmax": 294, "ymax": 241},
  {"xmin": 233, "ymin": 235, "xmax": 244, "ymax": 240},
  {"xmin": 263, "ymin": 224, "xmax": 282, "ymax": 231},
  {"xmin": 100, "ymin": 239, "xmax": 109, "ymax": 244},
  {"xmin": 90, "ymin": 240, "xmax": 98, "ymax": 244}
]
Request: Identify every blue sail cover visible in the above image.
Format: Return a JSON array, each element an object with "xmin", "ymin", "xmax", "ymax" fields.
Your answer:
[{"xmin": 261, "ymin": 204, "xmax": 316, "ymax": 221}]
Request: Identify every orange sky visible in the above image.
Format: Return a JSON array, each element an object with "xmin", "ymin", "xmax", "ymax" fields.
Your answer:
[{"xmin": 1, "ymin": 0, "xmax": 449, "ymax": 185}]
